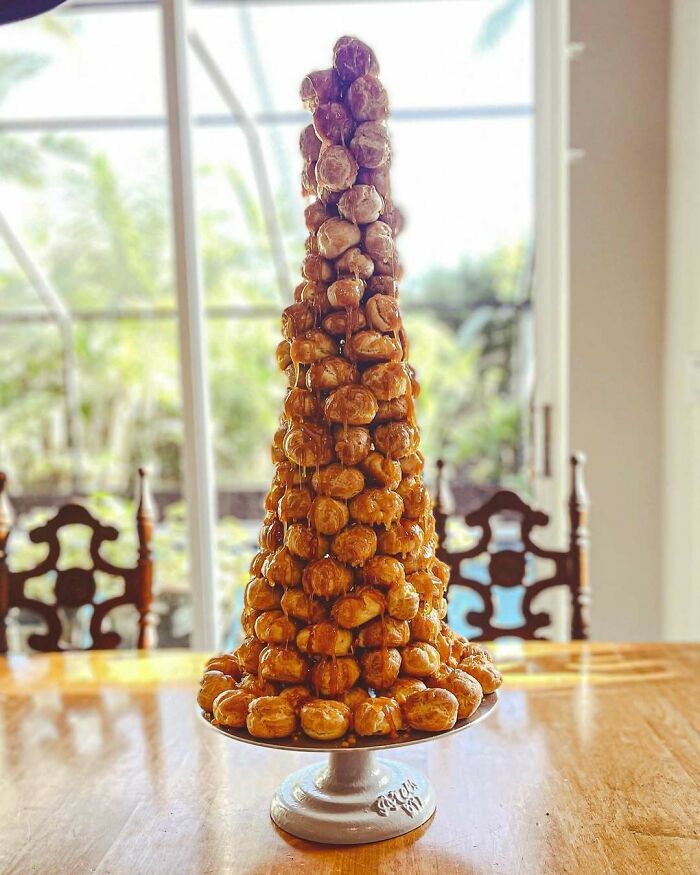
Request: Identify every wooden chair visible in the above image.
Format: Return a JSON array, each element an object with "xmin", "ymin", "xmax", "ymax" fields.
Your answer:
[
  {"xmin": 434, "ymin": 453, "xmax": 589, "ymax": 641},
  {"xmin": 0, "ymin": 469, "xmax": 156, "ymax": 652}
]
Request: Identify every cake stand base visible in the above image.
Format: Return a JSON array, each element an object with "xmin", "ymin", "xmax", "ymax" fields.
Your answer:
[{"xmin": 270, "ymin": 748, "xmax": 436, "ymax": 845}]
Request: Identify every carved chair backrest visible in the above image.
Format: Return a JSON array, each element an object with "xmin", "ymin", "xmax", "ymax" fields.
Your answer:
[
  {"xmin": 434, "ymin": 454, "xmax": 589, "ymax": 641},
  {"xmin": 0, "ymin": 470, "xmax": 156, "ymax": 652}
]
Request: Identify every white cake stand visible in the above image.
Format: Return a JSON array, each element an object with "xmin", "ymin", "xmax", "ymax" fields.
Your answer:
[{"xmin": 200, "ymin": 692, "xmax": 498, "ymax": 845}]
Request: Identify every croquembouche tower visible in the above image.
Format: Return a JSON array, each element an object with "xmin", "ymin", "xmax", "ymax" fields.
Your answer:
[{"xmin": 199, "ymin": 36, "xmax": 501, "ymax": 844}]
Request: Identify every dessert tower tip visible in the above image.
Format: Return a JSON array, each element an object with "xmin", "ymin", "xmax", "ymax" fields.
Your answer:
[{"xmin": 198, "ymin": 35, "xmax": 503, "ymax": 743}]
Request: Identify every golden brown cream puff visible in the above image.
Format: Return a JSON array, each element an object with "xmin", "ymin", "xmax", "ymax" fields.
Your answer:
[
  {"xmin": 204, "ymin": 653, "xmax": 243, "ymax": 680},
  {"xmin": 407, "ymin": 571, "xmax": 443, "ymax": 605},
  {"xmin": 308, "ymin": 495, "xmax": 350, "ymax": 536},
  {"xmin": 373, "ymin": 421, "xmax": 419, "ymax": 459},
  {"xmin": 300, "ymin": 699, "xmax": 352, "ymax": 740},
  {"xmin": 311, "ymin": 656, "xmax": 361, "ymax": 696},
  {"xmin": 377, "ymin": 520, "xmax": 424, "ymax": 557},
  {"xmin": 241, "ymin": 607, "xmax": 261, "ymax": 637},
  {"xmin": 281, "ymin": 301, "xmax": 315, "ymax": 340},
  {"xmin": 246, "ymin": 696, "xmax": 297, "ymax": 739},
  {"xmin": 427, "ymin": 667, "xmax": 483, "ymax": 719},
  {"xmin": 333, "ymin": 425, "xmax": 371, "ymax": 465},
  {"xmin": 361, "ymin": 362, "xmax": 408, "ymax": 401},
  {"xmin": 325, "ymin": 385, "xmax": 378, "ymax": 426},
  {"xmin": 312, "ymin": 463, "xmax": 365, "ymax": 499},
  {"xmin": 278, "ymin": 684, "xmax": 314, "ymax": 713},
  {"xmin": 238, "ymin": 673, "xmax": 279, "ymax": 697},
  {"xmin": 402, "ymin": 688, "xmax": 458, "ymax": 732},
  {"xmin": 458, "ymin": 657, "xmax": 503, "ymax": 694},
  {"xmin": 386, "ymin": 580, "xmax": 420, "ymax": 621},
  {"xmin": 278, "ymin": 486, "xmax": 313, "ymax": 523},
  {"xmin": 197, "ymin": 670, "xmax": 238, "ymax": 713},
  {"xmin": 302, "ymin": 556, "xmax": 354, "ymax": 598},
  {"xmin": 346, "ymin": 330, "xmax": 402, "ymax": 363},
  {"xmin": 342, "ymin": 686, "xmax": 371, "ymax": 709},
  {"xmin": 249, "ymin": 549, "xmax": 269, "ymax": 577},
  {"xmin": 296, "ymin": 621, "xmax": 353, "ymax": 656},
  {"xmin": 360, "ymin": 451, "xmax": 402, "ymax": 490},
  {"xmin": 331, "ymin": 524, "xmax": 377, "ymax": 566},
  {"xmin": 254, "ymin": 610, "xmax": 299, "ymax": 645},
  {"xmin": 399, "ymin": 451, "xmax": 424, "ymax": 477},
  {"xmin": 244, "ymin": 577, "xmax": 283, "ymax": 612},
  {"xmin": 284, "ymin": 523, "xmax": 329, "ymax": 562},
  {"xmin": 263, "ymin": 547, "xmax": 304, "ymax": 589},
  {"xmin": 461, "ymin": 643, "xmax": 494, "ymax": 664},
  {"xmin": 259, "ymin": 516, "xmax": 284, "ymax": 552},
  {"xmin": 212, "ymin": 689, "xmax": 255, "ymax": 728},
  {"xmin": 354, "ymin": 696, "xmax": 403, "ymax": 736},
  {"xmin": 401, "ymin": 642, "xmax": 441, "ymax": 678},
  {"xmin": 258, "ymin": 646, "xmax": 309, "ymax": 684},
  {"xmin": 355, "ymin": 616, "xmax": 410, "ymax": 648},
  {"xmin": 283, "ymin": 423, "xmax": 335, "ymax": 468},
  {"xmin": 234, "ymin": 637, "xmax": 265, "ymax": 674},
  {"xmin": 375, "ymin": 397, "xmax": 408, "ymax": 422},
  {"xmin": 402, "ymin": 543, "xmax": 435, "ymax": 574},
  {"xmin": 386, "ymin": 677, "xmax": 427, "ymax": 706},
  {"xmin": 290, "ymin": 329, "xmax": 338, "ymax": 366},
  {"xmin": 349, "ymin": 488, "xmax": 403, "ymax": 528},
  {"xmin": 410, "ymin": 606, "xmax": 441, "ymax": 643},
  {"xmin": 365, "ymin": 293, "xmax": 401, "ymax": 333},
  {"xmin": 328, "ymin": 277, "xmax": 364, "ymax": 309},
  {"xmin": 361, "ymin": 554, "xmax": 405, "ymax": 588},
  {"xmin": 360, "ymin": 647, "xmax": 401, "ymax": 689},
  {"xmin": 331, "ymin": 586, "xmax": 386, "ymax": 628},
  {"xmin": 306, "ymin": 355, "xmax": 359, "ymax": 391},
  {"xmin": 280, "ymin": 588, "xmax": 328, "ymax": 624},
  {"xmin": 397, "ymin": 476, "xmax": 430, "ymax": 519},
  {"xmin": 321, "ymin": 309, "xmax": 368, "ymax": 338},
  {"xmin": 284, "ymin": 388, "xmax": 322, "ymax": 422}
]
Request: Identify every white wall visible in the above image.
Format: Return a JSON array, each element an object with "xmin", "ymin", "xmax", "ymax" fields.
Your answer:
[
  {"xmin": 662, "ymin": 0, "xmax": 700, "ymax": 641},
  {"xmin": 569, "ymin": 0, "xmax": 669, "ymax": 640}
]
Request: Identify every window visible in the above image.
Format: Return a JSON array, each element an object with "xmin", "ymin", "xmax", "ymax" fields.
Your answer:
[{"xmin": 0, "ymin": 0, "xmax": 534, "ymax": 648}]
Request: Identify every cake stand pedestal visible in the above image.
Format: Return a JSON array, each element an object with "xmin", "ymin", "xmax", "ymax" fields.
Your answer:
[{"xmin": 201, "ymin": 691, "xmax": 497, "ymax": 845}]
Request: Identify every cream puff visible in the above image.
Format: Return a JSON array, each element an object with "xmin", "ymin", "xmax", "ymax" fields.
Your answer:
[
  {"xmin": 281, "ymin": 301, "xmax": 315, "ymax": 340},
  {"xmin": 284, "ymin": 388, "xmax": 322, "ymax": 422},
  {"xmin": 360, "ymin": 451, "xmax": 402, "ymax": 490},
  {"xmin": 240, "ymin": 607, "xmax": 261, "ymax": 637},
  {"xmin": 345, "ymin": 330, "xmax": 402, "ymax": 363},
  {"xmin": 300, "ymin": 699, "xmax": 352, "ymax": 740},
  {"xmin": 354, "ymin": 696, "xmax": 403, "ymax": 736},
  {"xmin": 377, "ymin": 520, "xmax": 424, "ymax": 557},
  {"xmin": 278, "ymin": 486, "xmax": 313, "ymax": 523},
  {"xmin": 249, "ymin": 549, "xmax": 269, "ymax": 577},
  {"xmin": 308, "ymin": 495, "xmax": 350, "ymax": 535},
  {"xmin": 238, "ymin": 673, "xmax": 279, "ymax": 697},
  {"xmin": 234, "ymin": 637, "xmax": 265, "ymax": 674},
  {"xmin": 296, "ymin": 621, "xmax": 353, "ymax": 656},
  {"xmin": 325, "ymin": 385, "xmax": 378, "ymax": 426},
  {"xmin": 278, "ymin": 684, "xmax": 314, "ymax": 713},
  {"xmin": 365, "ymin": 293, "xmax": 401, "ymax": 333},
  {"xmin": 399, "ymin": 451, "xmax": 424, "ymax": 477},
  {"xmin": 280, "ymin": 588, "xmax": 328, "ymax": 624},
  {"xmin": 333, "ymin": 425, "xmax": 371, "ymax": 465},
  {"xmin": 331, "ymin": 524, "xmax": 377, "ymax": 566},
  {"xmin": 342, "ymin": 687, "xmax": 371, "ymax": 709},
  {"xmin": 284, "ymin": 523, "xmax": 329, "ymax": 562},
  {"xmin": 321, "ymin": 309, "xmax": 368, "ymax": 338},
  {"xmin": 349, "ymin": 488, "xmax": 403, "ymax": 528},
  {"xmin": 386, "ymin": 677, "xmax": 427, "ymax": 706},
  {"xmin": 427, "ymin": 667, "xmax": 483, "ymax": 719},
  {"xmin": 244, "ymin": 577, "xmax": 283, "ymax": 612},
  {"xmin": 283, "ymin": 423, "xmax": 335, "ymax": 468},
  {"xmin": 311, "ymin": 463, "xmax": 365, "ymax": 499},
  {"xmin": 290, "ymin": 329, "xmax": 338, "ymax": 366},
  {"xmin": 212, "ymin": 689, "xmax": 255, "ymax": 728},
  {"xmin": 311, "ymin": 656, "xmax": 361, "ymax": 696},
  {"xmin": 458, "ymin": 656, "xmax": 503, "ymax": 694},
  {"xmin": 263, "ymin": 547, "xmax": 304, "ymax": 589},
  {"xmin": 373, "ymin": 421, "xmax": 419, "ymax": 459},
  {"xmin": 375, "ymin": 397, "xmax": 409, "ymax": 422},
  {"xmin": 386, "ymin": 580, "xmax": 420, "ymax": 621},
  {"xmin": 397, "ymin": 476, "xmax": 430, "ymax": 519},
  {"xmin": 331, "ymin": 586, "xmax": 385, "ymax": 628},
  {"xmin": 302, "ymin": 556, "xmax": 353, "ymax": 598},
  {"xmin": 306, "ymin": 355, "xmax": 359, "ymax": 391},
  {"xmin": 204, "ymin": 653, "xmax": 243, "ymax": 680},
  {"xmin": 355, "ymin": 616, "xmax": 410, "ymax": 648},
  {"xmin": 361, "ymin": 554, "xmax": 406, "ymax": 589},
  {"xmin": 402, "ymin": 688, "xmax": 458, "ymax": 732},
  {"xmin": 361, "ymin": 362, "xmax": 408, "ymax": 401},
  {"xmin": 400, "ymin": 642, "xmax": 441, "ymax": 678},
  {"xmin": 258, "ymin": 646, "xmax": 309, "ymax": 684},
  {"xmin": 254, "ymin": 610, "xmax": 299, "ymax": 645},
  {"xmin": 246, "ymin": 696, "xmax": 297, "ymax": 739},
  {"xmin": 360, "ymin": 647, "xmax": 401, "ymax": 689},
  {"xmin": 197, "ymin": 670, "xmax": 238, "ymax": 713},
  {"xmin": 410, "ymin": 606, "xmax": 441, "ymax": 643}
]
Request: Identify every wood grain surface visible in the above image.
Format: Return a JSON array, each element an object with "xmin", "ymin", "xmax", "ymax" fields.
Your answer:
[{"xmin": 1, "ymin": 642, "xmax": 698, "ymax": 874}]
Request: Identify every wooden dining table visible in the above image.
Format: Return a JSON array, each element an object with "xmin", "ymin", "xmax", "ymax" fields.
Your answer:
[{"xmin": 1, "ymin": 641, "xmax": 698, "ymax": 874}]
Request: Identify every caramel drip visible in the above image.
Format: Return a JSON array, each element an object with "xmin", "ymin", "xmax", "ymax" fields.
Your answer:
[{"xmin": 381, "ymin": 702, "xmax": 399, "ymax": 738}]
